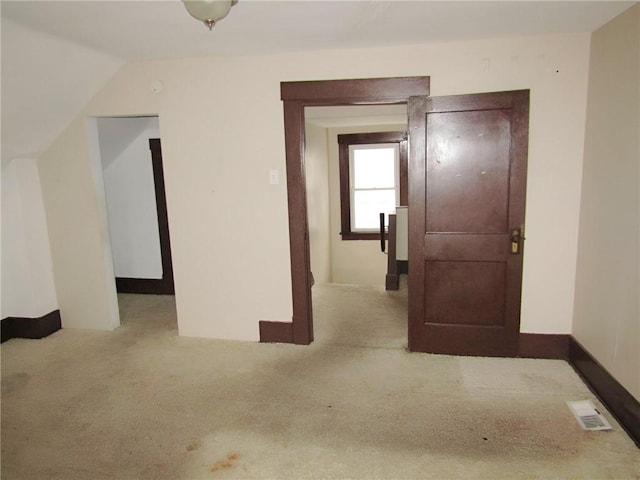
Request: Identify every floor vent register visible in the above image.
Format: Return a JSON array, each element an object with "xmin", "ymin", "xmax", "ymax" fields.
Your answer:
[{"xmin": 567, "ymin": 400, "xmax": 612, "ymax": 431}]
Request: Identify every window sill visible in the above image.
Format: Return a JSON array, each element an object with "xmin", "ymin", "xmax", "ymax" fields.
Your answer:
[{"xmin": 340, "ymin": 232, "xmax": 387, "ymax": 241}]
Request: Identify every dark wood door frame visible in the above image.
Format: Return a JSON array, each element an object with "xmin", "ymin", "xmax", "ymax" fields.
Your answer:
[
  {"xmin": 259, "ymin": 77, "xmax": 430, "ymax": 345},
  {"xmin": 115, "ymin": 138, "xmax": 175, "ymax": 295}
]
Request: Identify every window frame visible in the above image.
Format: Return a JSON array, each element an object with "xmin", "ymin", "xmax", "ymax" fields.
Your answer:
[{"xmin": 338, "ymin": 131, "xmax": 408, "ymax": 240}]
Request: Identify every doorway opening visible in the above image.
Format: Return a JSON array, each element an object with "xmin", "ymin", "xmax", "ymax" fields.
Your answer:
[
  {"xmin": 88, "ymin": 115, "xmax": 177, "ymax": 332},
  {"xmin": 261, "ymin": 78, "xmax": 529, "ymax": 357},
  {"xmin": 258, "ymin": 76, "xmax": 430, "ymax": 346},
  {"xmin": 304, "ymin": 104, "xmax": 409, "ymax": 349}
]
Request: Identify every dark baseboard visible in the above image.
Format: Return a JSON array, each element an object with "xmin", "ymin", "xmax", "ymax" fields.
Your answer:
[
  {"xmin": 1, "ymin": 310, "xmax": 62, "ymax": 343},
  {"xmin": 385, "ymin": 274, "xmax": 400, "ymax": 291},
  {"xmin": 116, "ymin": 277, "xmax": 174, "ymax": 295},
  {"xmin": 397, "ymin": 260, "xmax": 408, "ymax": 274},
  {"xmin": 259, "ymin": 321, "xmax": 294, "ymax": 344},
  {"xmin": 518, "ymin": 333, "xmax": 570, "ymax": 359},
  {"xmin": 259, "ymin": 323, "xmax": 573, "ymax": 354},
  {"xmin": 569, "ymin": 338, "xmax": 640, "ymax": 447}
]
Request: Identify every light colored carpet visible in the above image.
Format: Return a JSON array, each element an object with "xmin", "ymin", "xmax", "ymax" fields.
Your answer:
[
  {"xmin": 2, "ymin": 286, "xmax": 639, "ymax": 479},
  {"xmin": 312, "ymin": 280, "xmax": 408, "ymax": 350}
]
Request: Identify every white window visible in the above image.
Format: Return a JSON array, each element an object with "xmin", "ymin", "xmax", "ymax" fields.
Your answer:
[
  {"xmin": 349, "ymin": 143, "xmax": 400, "ymax": 232},
  {"xmin": 338, "ymin": 131, "xmax": 406, "ymax": 240}
]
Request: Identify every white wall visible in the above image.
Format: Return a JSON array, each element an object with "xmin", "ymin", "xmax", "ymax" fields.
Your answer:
[
  {"xmin": 98, "ymin": 117, "xmax": 163, "ymax": 279},
  {"xmin": 328, "ymin": 123, "xmax": 406, "ymax": 286},
  {"xmin": 1, "ymin": 159, "xmax": 58, "ymax": 319},
  {"xmin": 304, "ymin": 122, "xmax": 331, "ymax": 285},
  {"xmin": 38, "ymin": 32, "xmax": 591, "ymax": 340},
  {"xmin": 0, "ymin": 18, "xmax": 120, "ymax": 327},
  {"xmin": 572, "ymin": 5, "xmax": 639, "ymax": 400}
]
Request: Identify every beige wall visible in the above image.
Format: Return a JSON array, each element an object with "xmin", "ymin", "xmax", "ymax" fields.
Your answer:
[
  {"xmin": 573, "ymin": 5, "xmax": 640, "ymax": 400},
  {"xmin": 1, "ymin": 159, "xmax": 58, "ymax": 318},
  {"xmin": 328, "ymin": 123, "xmax": 406, "ymax": 286},
  {"xmin": 39, "ymin": 117, "xmax": 120, "ymax": 330},
  {"xmin": 304, "ymin": 122, "xmax": 331, "ymax": 285},
  {"xmin": 1, "ymin": 19, "xmax": 121, "ymax": 322},
  {"xmin": 38, "ymin": 32, "xmax": 591, "ymax": 340}
]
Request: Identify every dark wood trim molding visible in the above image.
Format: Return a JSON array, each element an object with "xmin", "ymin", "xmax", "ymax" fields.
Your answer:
[
  {"xmin": 569, "ymin": 337, "xmax": 640, "ymax": 447},
  {"xmin": 385, "ymin": 214, "xmax": 400, "ymax": 291},
  {"xmin": 518, "ymin": 333, "xmax": 570, "ymax": 359},
  {"xmin": 338, "ymin": 140, "xmax": 351, "ymax": 237},
  {"xmin": 281, "ymin": 77, "xmax": 430, "ymax": 103},
  {"xmin": 406, "ymin": 95, "xmax": 428, "ymax": 352},
  {"xmin": 281, "ymin": 99, "xmax": 314, "ymax": 345},
  {"xmin": 115, "ymin": 277, "xmax": 174, "ymax": 295},
  {"xmin": 337, "ymin": 131, "xmax": 406, "ymax": 145},
  {"xmin": 397, "ymin": 260, "xmax": 408, "ymax": 275},
  {"xmin": 259, "ymin": 321, "xmax": 294, "ymax": 344},
  {"xmin": 1, "ymin": 310, "xmax": 62, "ymax": 343},
  {"xmin": 149, "ymin": 139, "xmax": 175, "ymax": 294},
  {"xmin": 340, "ymin": 232, "xmax": 388, "ymax": 241},
  {"xmin": 268, "ymin": 77, "xmax": 430, "ymax": 345}
]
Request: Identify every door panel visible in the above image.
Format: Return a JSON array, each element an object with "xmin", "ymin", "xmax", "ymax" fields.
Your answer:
[
  {"xmin": 408, "ymin": 90, "xmax": 529, "ymax": 357},
  {"xmin": 425, "ymin": 261, "xmax": 506, "ymax": 327},
  {"xmin": 426, "ymin": 110, "xmax": 511, "ymax": 234}
]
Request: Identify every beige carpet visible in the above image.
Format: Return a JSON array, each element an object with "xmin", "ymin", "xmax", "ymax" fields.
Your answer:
[
  {"xmin": 2, "ymin": 285, "xmax": 639, "ymax": 479},
  {"xmin": 312, "ymin": 281, "xmax": 408, "ymax": 350}
]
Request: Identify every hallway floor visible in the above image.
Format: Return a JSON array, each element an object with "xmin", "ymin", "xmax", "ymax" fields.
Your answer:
[
  {"xmin": 312, "ymin": 280, "xmax": 407, "ymax": 350},
  {"xmin": 2, "ymin": 287, "xmax": 638, "ymax": 479}
]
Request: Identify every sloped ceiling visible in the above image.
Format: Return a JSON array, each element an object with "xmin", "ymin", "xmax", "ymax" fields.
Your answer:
[
  {"xmin": 96, "ymin": 117, "xmax": 159, "ymax": 169},
  {"xmin": 1, "ymin": 18, "xmax": 124, "ymax": 161},
  {"xmin": 2, "ymin": 1, "xmax": 635, "ymax": 60},
  {"xmin": 1, "ymin": 1, "xmax": 635, "ymax": 162}
]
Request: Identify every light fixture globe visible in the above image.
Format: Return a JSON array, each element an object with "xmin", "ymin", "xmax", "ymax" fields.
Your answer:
[{"xmin": 183, "ymin": 0, "xmax": 237, "ymax": 30}]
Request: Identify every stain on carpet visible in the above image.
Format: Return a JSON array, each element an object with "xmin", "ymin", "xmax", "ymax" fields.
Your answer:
[
  {"xmin": 210, "ymin": 452, "xmax": 240, "ymax": 473},
  {"xmin": 1, "ymin": 372, "xmax": 29, "ymax": 395},
  {"xmin": 186, "ymin": 441, "xmax": 200, "ymax": 452}
]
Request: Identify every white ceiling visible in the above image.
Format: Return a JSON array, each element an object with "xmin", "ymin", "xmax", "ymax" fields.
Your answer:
[
  {"xmin": 1, "ymin": 0, "xmax": 636, "ymax": 160},
  {"xmin": 2, "ymin": 1, "xmax": 635, "ymax": 61},
  {"xmin": 306, "ymin": 104, "xmax": 408, "ymax": 127}
]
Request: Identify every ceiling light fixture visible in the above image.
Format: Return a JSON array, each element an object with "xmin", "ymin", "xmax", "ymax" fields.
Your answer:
[{"xmin": 182, "ymin": 0, "xmax": 238, "ymax": 31}]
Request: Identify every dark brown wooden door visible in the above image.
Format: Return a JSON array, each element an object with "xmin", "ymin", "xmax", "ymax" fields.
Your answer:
[{"xmin": 408, "ymin": 90, "xmax": 529, "ymax": 356}]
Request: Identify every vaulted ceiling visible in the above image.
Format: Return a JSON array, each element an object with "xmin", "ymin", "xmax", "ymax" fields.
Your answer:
[
  {"xmin": 3, "ymin": 1, "xmax": 634, "ymax": 60},
  {"xmin": 1, "ymin": 1, "xmax": 635, "ymax": 161}
]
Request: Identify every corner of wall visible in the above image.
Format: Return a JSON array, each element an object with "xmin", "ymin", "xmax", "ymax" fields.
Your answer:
[
  {"xmin": 1, "ymin": 158, "xmax": 59, "ymax": 319},
  {"xmin": 571, "ymin": 3, "xmax": 640, "ymax": 400}
]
